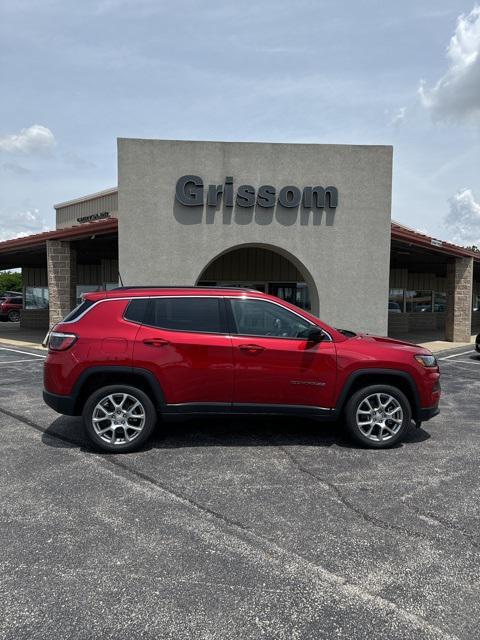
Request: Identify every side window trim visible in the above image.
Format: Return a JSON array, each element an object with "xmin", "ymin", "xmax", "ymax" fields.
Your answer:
[{"xmin": 141, "ymin": 295, "xmax": 229, "ymax": 336}]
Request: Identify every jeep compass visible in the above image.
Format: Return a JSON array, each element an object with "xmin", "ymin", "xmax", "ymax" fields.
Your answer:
[{"xmin": 43, "ymin": 287, "xmax": 441, "ymax": 452}]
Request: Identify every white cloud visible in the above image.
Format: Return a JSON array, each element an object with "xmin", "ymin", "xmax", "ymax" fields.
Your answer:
[
  {"xmin": 444, "ymin": 189, "xmax": 480, "ymax": 245},
  {"xmin": 0, "ymin": 124, "xmax": 55, "ymax": 153},
  {"xmin": 390, "ymin": 107, "xmax": 406, "ymax": 126},
  {"xmin": 0, "ymin": 208, "xmax": 50, "ymax": 242},
  {"xmin": 419, "ymin": 5, "xmax": 480, "ymax": 123}
]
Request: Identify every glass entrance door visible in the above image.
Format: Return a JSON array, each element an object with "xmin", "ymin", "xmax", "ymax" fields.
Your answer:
[
  {"xmin": 268, "ymin": 282, "xmax": 310, "ymax": 311},
  {"xmin": 268, "ymin": 283, "xmax": 297, "ymax": 305}
]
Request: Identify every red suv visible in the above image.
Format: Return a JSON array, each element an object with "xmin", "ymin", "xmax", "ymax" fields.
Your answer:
[
  {"xmin": 0, "ymin": 294, "xmax": 23, "ymax": 322},
  {"xmin": 43, "ymin": 287, "xmax": 440, "ymax": 452}
]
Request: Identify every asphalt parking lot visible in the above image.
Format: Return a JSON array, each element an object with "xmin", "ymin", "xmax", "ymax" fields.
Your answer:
[{"xmin": 0, "ymin": 343, "xmax": 479, "ymax": 640}]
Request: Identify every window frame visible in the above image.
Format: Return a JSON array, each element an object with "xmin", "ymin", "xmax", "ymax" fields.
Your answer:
[
  {"xmin": 225, "ymin": 296, "xmax": 330, "ymax": 341},
  {"xmin": 141, "ymin": 295, "xmax": 229, "ymax": 336}
]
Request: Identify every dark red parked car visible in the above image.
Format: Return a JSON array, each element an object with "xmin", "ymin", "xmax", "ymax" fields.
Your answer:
[
  {"xmin": 0, "ymin": 293, "xmax": 23, "ymax": 322},
  {"xmin": 43, "ymin": 287, "xmax": 441, "ymax": 452}
]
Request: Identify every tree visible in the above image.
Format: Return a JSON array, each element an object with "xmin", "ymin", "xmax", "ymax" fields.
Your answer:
[{"xmin": 0, "ymin": 270, "xmax": 22, "ymax": 295}]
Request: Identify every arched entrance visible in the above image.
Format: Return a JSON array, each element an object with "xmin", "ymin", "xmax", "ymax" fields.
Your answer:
[{"xmin": 196, "ymin": 244, "xmax": 319, "ymax": 314}]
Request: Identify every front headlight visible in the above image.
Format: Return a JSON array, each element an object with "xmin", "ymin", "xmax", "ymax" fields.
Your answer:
[{"xmin": 414, "ymin": 354, "xmax": 437, "ymax": 368}]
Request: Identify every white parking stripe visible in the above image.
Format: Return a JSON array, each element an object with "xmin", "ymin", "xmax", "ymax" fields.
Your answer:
[
  {"xmin": 0, "ymin": 346, "xmax": 46, "ymax": 358},
  {"xmin": 439, "ymin": 350, "xmax": 475, "ymax": 361},
  {"xmin": 0, "ymin": 358, "xmax": 45, "ymax": 364}
]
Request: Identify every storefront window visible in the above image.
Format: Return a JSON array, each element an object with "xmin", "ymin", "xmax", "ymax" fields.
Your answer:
[
  {"xmin": 405, "ymin": 290, "xmax": 432, "ymax": 312},
  {"xmin": 25, "ymin": 287, "xmax": 49, "ymax": 309},
  {"xmin": 473, "ymin": 294, "xmax": 480, "ymax": 312},
  {"xmin": 433, "ymin": 292, "xmax": 447, "ymax": 312},
  {"xmin": 388, "ymin": 289, "xmax": 404, "ymax": 313}
]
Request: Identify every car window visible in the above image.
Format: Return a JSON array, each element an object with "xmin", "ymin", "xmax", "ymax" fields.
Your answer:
[
  {"xmin": 13, "ymin": 298, "xmax": 23, "ymax": 305},
  {"xmin": 124, "ymin": 298, "xmax": 149, "ymax": 324},
  {"xmin": 146, "ymin": 297, "xmax": 224, "ymax": 334},
  {"xmin": 63, "ymin": 299, "xmax": 95, "ymax": 322},
  {"xmin": 230, "ymin": 298, "xmax": 313, "ymax": 339}
]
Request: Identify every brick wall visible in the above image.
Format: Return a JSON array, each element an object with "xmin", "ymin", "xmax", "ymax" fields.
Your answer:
[
  {"xmin": 445, "ymin": 257, "xmax": 473, "ymax": 343},
  {"xmin": 46, "ymin": 240, "xmax": 77, "ymax": 327}
]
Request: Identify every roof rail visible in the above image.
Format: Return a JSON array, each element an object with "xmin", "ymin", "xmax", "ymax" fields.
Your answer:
[{"xmin": 111, "ymin": 285, "xmax": 259, "ymax": 292}]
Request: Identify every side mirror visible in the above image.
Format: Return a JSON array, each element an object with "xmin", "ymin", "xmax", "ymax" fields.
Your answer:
[{"xmin": 307, "ymin": 328, "xmax": 325, "ymax": 343}]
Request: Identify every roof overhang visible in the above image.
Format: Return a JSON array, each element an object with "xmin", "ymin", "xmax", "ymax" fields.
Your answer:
[
  {"xmin": 391, "ymin": 222, "xmax": 480, "ymax": 262},
  {"xmin": 0, "ymin": 218, "xmax": 118, "ymax": 269}
]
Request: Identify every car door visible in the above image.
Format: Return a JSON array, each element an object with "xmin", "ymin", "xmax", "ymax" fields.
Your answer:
[
  {"xmin": 228, "ymin": 297, "xmax": 337, "ymax": 409},
  {"xmin": 133, "ymin": 296, "xmax": 234, "ymax": 408}
]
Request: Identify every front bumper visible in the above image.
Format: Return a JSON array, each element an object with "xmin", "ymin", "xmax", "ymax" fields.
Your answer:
[{"xmin": 43, "ymin": 389, "xmax": 77, "ymax": 416}]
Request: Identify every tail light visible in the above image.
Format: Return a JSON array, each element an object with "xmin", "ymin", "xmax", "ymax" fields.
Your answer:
[{"xmin": 48, "ymin": 332, "xmax": 78, "ymax": 351}]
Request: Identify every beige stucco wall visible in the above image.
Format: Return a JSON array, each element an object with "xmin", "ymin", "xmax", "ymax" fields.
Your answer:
[{"xmin": 118, "ymin": 138, "xmax": 393, "ymax": 335}]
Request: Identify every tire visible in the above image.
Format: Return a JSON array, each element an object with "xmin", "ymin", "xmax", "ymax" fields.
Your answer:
[
  {"xmin": 83, "ymin": 385, "xmax": 157, "ymax": 453},
  {"xmin": 344, "ymin": 384, "xmax": 412, "ymax": 449},
  {"xmin": 8, "ymin": 310, "xmax": 20, "ymax": 322}
]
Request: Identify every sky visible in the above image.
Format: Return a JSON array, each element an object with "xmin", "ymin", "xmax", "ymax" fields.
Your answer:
[{"xmin": 1, "ymin": 0, "xmax": 480, "ymax": 245}]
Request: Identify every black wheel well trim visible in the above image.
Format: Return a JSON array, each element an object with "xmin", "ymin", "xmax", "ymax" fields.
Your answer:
[
  {"xmin": 71, "ymin": 366, "xmax": 166, "ymax": 414},
  {"xmin": 334, "ymin": 368, "xmax": 420, "ymax": 418}
]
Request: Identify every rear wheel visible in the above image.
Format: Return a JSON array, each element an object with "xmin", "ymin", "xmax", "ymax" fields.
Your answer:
[
  {"xmin": 344, "ymin": 384, "xmax": 412, "ymax": 448},
  {"xmin": 83, "ymin": 385, "xmax": 156, "ymax": 453},
  {"xmin": 8, "ymin": 310, "xmax": 20, "ymax": 322}
]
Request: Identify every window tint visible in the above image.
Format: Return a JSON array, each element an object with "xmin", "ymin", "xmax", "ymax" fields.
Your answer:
[
  {"xmin": 230, "ymin": 299, "xmax": 312, "ymax": 338},
  {"xmin": 13, "ymin": 298, "xmax": 23, "ymax": 304},
  {"xmin": 63, "ymin": 299, "xmax": 94, "ymax": 322},
  {"xmin": 146, "ymin": 297, "xmax": 223, "ymax": 333},
  {"xmin": 124, "ymin": 298, "xmax": 149, "ymax": 324}
]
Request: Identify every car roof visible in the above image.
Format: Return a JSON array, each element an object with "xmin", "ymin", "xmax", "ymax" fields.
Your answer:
[{"xmin": 85, "ymin": 286, "xmax": 266, "ymax": 301}]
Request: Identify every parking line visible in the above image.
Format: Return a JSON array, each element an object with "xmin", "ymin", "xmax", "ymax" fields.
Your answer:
[
  {"xmin": 0, "ymin": 358, "xmax": 45, "ymax": 364},
  {"xmin": 0, "ymin": 346, "xmax": 46, "ymax": 359},
  {"xmin": 439, "ymin": 350, "xmax": 475, "ymax": 361}
]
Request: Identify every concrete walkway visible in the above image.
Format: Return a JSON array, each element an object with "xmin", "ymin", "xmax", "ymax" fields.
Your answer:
[
  {"xmin": 0, "ymin": 322, "xmax": 47, "ymax": 351},
  {"xmin": 392, "ymin": 331, "xmax": 476, "ymax": 354}
]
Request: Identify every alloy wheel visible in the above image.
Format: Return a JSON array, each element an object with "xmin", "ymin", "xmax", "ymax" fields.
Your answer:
[
  {"xmin": 356, "ymin": 392, "xmax": 403, "ymax": 443},
  {"xmin": 92, "ymin": 393, "xmax": 146, "ymax": 445}
]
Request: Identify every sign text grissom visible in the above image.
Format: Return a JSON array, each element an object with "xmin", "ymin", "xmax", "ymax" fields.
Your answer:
[{"xmin": 175, "ymin": 175, "xmax": 338, "ymax": 209}]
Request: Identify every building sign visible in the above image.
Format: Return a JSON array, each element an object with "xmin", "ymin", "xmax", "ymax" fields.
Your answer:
[
  {"xmin": 175, "ymin": 176, "xmax": 338, "ymax": 209},
  {"xmin": 76, "ymin": 212, "xmax": 110, "ymax": 224}
]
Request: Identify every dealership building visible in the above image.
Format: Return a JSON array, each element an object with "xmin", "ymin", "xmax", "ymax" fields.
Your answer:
[{"xmin": 0, "ymin": 138, "xmax": 479, "ymax": 341}]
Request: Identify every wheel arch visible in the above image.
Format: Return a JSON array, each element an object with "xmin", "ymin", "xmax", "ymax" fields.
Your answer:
[
  {"xmin": 72, "ymin": 366, "xmax": 166, "ymax": 415},
  {"xmin": 335, "ymin": 369, "xmax": 420, "ymax": 420}
]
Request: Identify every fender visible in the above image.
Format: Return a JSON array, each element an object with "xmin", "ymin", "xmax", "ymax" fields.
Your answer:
[
  {"xmin": 333, "ymin": 368, "xmax": 421, "ymax": 418},
  {"xmin": 70, "ymin": 365, "xmax": 166, "ymax": 414}
]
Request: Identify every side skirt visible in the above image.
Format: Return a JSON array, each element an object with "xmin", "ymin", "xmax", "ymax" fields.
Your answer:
[{"xmin": 163, "ymin": 402, "xmax": 335, "ymax": 419}]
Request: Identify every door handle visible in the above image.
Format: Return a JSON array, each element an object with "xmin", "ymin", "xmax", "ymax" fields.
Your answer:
[
  {"xmin": 143, "ymin": 338, "xmax": 170, "ymax": 347},
  {"xmin": 238, "ymin": 344, "xmax": 265, "ymax": 353}
]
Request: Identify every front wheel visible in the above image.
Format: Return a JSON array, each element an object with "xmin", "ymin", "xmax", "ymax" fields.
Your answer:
[
  {"xmin": 83, "ymin": 385, "xmax": 157, "ymax": 453},
  {"xmin": 344, "ymin": 384, "xmax": 412, "ymax": 449}
]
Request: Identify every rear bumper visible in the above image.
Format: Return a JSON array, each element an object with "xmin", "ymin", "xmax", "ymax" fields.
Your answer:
[
  {"xmin": 43, "ymin": 390, "xmax": 76, "ymax": 416},
  {"xmin": 419, "ymin": 405, "xmax": 440, "ymax": 421}
]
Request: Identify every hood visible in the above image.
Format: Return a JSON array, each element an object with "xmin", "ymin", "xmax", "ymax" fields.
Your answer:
[{"xmin": 349, "ymin": 332, "xmax": 431, "ymax": 354}]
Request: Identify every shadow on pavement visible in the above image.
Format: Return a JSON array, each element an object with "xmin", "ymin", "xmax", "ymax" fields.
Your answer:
[{"xmin": 41, "ymin": 414, "xmax": 431, "ymax": 453}]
